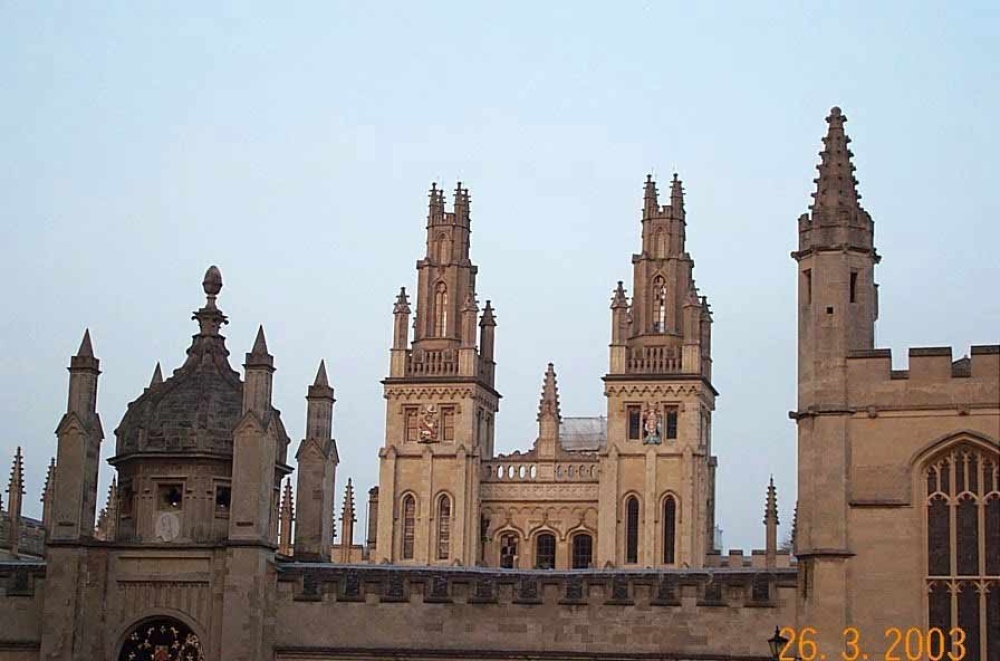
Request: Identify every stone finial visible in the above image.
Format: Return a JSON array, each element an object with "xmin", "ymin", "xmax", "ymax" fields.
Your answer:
[
  {"xmin": 77, "ymin": 329, "xmax": 95, "ymax": 358},
  {"xmin": 190, "ymin": 265, "xmax": 229, "ymax": 343},
  {"xmin": 611, "ymin": 281, "xmax": 628, "ymax": 309},
  {"xmin": 393, "ymin": 287, "xmax": 411, "ymax": 315},
  {"xmin": 149, "ymin": 362, "xmax": 164, "ymax": 387},
  {"xmin": 279, "ymin": 478, "xmax": 294, "ymax": 556},
  {"xmin": 537, "ymin": 363, "xmax": 562, "ymax": 422},
  {"xmin": 479, "ymin": 300, "xmax": 497, "ymax": 327},
  {"xmin": 250, "ymin": 326, "xmax": 269, "ymax": 356},
  {"xmin": 313, "ymin": 360, "xmax": 329, "ymax": 388},
  {"xmin": 811, "ymin": 105, "xmax": 861, "ymax": 212},
  {"xmin": 203, "ymin": 265, "xmax": 223, "ymax": 296}
]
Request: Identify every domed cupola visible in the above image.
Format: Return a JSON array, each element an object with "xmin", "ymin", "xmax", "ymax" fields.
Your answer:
[
  {"xmin": 109, "ymin": 267, "xmax": 291, "ymax": 544},
  {"xmin": 115, "ymin": 266, "xmax": 243, "ymax": 458}
]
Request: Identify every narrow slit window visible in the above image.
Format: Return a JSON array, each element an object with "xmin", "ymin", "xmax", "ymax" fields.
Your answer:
[
  {"xmin": 402, "ymin": 495, "xmax": 416, "ymax": 560},
  {"xmin": 849, "ymin": 271, "xmax": 858, "ymax": 303},
  {"xmin": 436, "ymin": 495, "xmax": 451, "ymax": 560},
  {"xmin": 662, "ymin": 496, "xmax": 677, "ymax": 564},
  {"xmin": 625, "ymin": 496, "xmax": 640, "ymax": 564}
]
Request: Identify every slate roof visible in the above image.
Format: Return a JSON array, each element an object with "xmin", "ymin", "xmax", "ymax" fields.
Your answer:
[{"xmin": 558, "ymin": 416, "xmax": 606, "ymax": 452}]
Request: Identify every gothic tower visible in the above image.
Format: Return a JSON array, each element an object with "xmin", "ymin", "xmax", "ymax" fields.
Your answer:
[
  {"xmin": 375, "ymin": 183, "xmax": 500, "ymax": 566},
  {"xmin": 599, "ymin": 174, "xmax": 717, "ymax": 568},
  {"xmin": 791, "ymin": 107, "xmax": 878, "ymax": 634}
]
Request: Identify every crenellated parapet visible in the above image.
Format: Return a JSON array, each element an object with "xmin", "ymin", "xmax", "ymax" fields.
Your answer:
[
  {"xmin": 837, "ymin": 345, "xmax": 1000, "ymax": 411},
  {"xmin": 273, "ymin": 564, "xmax": 795, "ymax": 658}
]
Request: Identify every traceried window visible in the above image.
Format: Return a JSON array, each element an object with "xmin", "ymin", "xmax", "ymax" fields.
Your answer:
[
  {"xmin": 627, "ymin": 405, "xmax": 642, "ymax": 441},
  {"xmin": 662, "ymin": 495, "xmax": 677, "ymax": 564},
  {"xmin": 625, "ymin": 496, "xmax": 640, "ymax": 564},
  {"xmin": 401, "ymin": 495, "xmax": 416, "ymax": 560},
  {"xmin": 403, "ymin": 406, "xmax": 419, "ymax": 442},
  {"xmin": 535, "ymin": 532, "xmax": 556, "ymax": 569},
  {"xmin": 499, "ymin": 533, "xmax": 518, "ymax": 568},
  {"xmin": 925, "ymin": 443, "xmax": 999, "ymax": 661},
  {"xmin": 652, "ymin": 276, "xmax": 667, "ymax": 333},
  {"xmin": 436, "ymin": 494, "xmax": 451, "ymax": 560},
  {"xmin": 118, "ymin": 617, "xmax": 204, "ymax": 661},
  {"xmin": 433, "ymin": 282, "xmax": 448, "ymax": 337},
  {"xmin": 572, "ymin": 533, "xmax": 593, "ymax": 569}
]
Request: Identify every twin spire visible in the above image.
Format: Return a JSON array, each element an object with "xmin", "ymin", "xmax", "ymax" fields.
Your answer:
[
  {"xmin": 428, "ymin": 181, "xmax": 471, "ymax": 227},
  {"xmin": 642, "ymin": 172, "xmax": 685, "ymax": 219}
]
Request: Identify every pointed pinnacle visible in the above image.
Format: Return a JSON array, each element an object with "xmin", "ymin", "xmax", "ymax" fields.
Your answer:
[
  {"xmin": 251, "ymin": 325, "xmax": 269, "ymax": 355},
  {"xmin": 611, "ymin": 281, "xmax": 628, "ymax": 309},
  {"xmin": 150, "ymin": 362, "xmax": 164, "ymax": 387},
  {"xmin": 537, "ymin": 363, "xmax": 561, "ymax": 421},
  {"xmin": 479, "ymin": 300, "xmax": 496, "ymax": 327},
  {"xmin": 393, "ymin": 287, "xmax": 411, "ymax": 314},
  {"xmin": 77, "ymin": 329, "xmax": 94, "ymax": 357},
  {"xmin": 314, "ymin": 360, "xmax": 329, "ymax": 387}
]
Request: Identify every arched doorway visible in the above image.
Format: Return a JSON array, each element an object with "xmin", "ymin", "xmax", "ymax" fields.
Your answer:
[{"xmin": 118, "ymin": 616, "xmax": 205, "ymax": 661}]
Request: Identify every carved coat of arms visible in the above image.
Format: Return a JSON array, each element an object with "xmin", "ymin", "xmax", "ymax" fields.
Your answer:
[
  {"xmin": 642, "ymin": 403, "xmax": 661, "ymax": 445},
  {"xmin": 418, "ymin": 404, "xmax": 440, "ymax": 442}
]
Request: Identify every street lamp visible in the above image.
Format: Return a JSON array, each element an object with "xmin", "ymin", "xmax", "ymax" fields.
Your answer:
[{"xmin": 768, "ymin": 626, "xmax": 789, "ymax": 661}]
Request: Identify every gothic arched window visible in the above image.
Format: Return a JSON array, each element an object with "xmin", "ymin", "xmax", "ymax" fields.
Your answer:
[
  {"xmin": 655, "ymin": 230, "xmax": 667, "ymax": 257},
  {"xmin": 499, "ymin": 532, "xmax": 518, "ymax": 568},
  {"xmin": 535, "ymin": 532, "xmax": 556, "ymax": 569},
  {"xmin": 662, "ymin": 495, "xmax": 677, "ymax": 565},
  {"xmin": 924, "ymin": 442, "xmax": 999, "ymax": 660},
  {"xmin": 652, "ymin": 276, "xmax": 667, "ymax": 333},
  {"xmin": 401, "ymin": 495, "xmax": 416, "ymax": 560},
  {"xmin": 118, "ymin": 617, "xmax": 204, "ymax": 661},
  {"xmin": 433, "ymin": 282, "xmax": 448, "ymax": 337},
  {"xmin": 436, "ymin": 494, "xmax": 451, "ymax": 560},
  {"xmin": 625, "ymin": 496, "xmax": 640, "ymax": 564},
  {"xmin": 572, "ymin": 533, "xmax": 593, "ymax": 569}
]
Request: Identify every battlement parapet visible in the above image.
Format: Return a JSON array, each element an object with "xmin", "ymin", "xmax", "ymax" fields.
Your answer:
[
  {"xmin": 845, "ymin": 345, "xmax": 999, "ymax": 410},
  {"xmin": 277, "ymin": 562, "xmax": 795, "ymax": 608}
]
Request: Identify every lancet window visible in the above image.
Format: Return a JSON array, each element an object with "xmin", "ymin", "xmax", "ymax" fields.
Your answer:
[
  {"xmin": 652, "ymin": 276, "xmax": 667, "ymax": 333},
  {"xmin": 662, "ymin": 495, "xmax": 677, "ymax": 565},
  {"xmin": 436, "ymin": 494, "xmax": 451, "ymax": 560},
  {"xmin": 433, "ymin": 282, "xmax": 448, "ymax": 337},
  {"xmin": 401, "ymin": 494, "xmax": 416, "ymax": 560},
  {"xmin": 625, "ymin": 496, "xmax": 640, "ymax": 564}
]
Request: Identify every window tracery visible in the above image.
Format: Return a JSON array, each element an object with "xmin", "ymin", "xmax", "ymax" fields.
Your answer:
[
  {"xmin": 118, "ymin": 617, "xmax": 204, "ymax": 661},
  {"xmin": 924, "ymin": 443, "xmax": 999, "ymax": 660}
]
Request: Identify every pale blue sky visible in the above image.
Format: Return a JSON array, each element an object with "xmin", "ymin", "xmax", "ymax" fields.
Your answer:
[{"xmin": 2, "ymin": 2, "xmax": 997, "ymax": 551}]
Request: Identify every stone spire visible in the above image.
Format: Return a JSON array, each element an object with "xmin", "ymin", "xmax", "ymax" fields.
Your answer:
[
  {"xmin": 279, "ymin": 478, "xmax": 294, "ymax": 556},
  {"xmin": 764, "ymin": 476, "xmax": 779, "ymax": 568},
  {"xmin": 339, "ymin": 479, "xmax": 356, "ymax": 563},
  {"xmin": 148, "ymin": 362, "xmax": 163, "ymax": 388},
  {"xmin": 6, "ymin": 447, "xmax": 24, "ymax": 555},
  {"xmin": 41, "ymin": 457, "xmax": 56, "ymax": 533},
  {"xmin": 811, "ymin": 106, "xmax": 860, "ymax": 214},
  {"xmin": 295, "ymin": 361, "xmax": 338, "ymax": 560}
]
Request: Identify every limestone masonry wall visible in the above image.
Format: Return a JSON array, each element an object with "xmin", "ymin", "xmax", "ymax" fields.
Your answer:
[{"xmin": 273, "ymin": 564, "xmax": 796, "ymax": 660}]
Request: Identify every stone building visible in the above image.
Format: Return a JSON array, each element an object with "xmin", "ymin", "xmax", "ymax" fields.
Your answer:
[{"xmin": 0, "ymin": 107, "xmax": 996, "ymax": 661}]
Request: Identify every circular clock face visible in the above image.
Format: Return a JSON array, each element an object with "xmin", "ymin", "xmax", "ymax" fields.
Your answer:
[{"xmin": 155, "ymin": 511, "xmax": 180, "ymax": 542}]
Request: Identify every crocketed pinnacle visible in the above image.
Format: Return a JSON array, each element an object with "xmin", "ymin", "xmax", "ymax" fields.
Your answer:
[
  {"xmin": 537, "ymin": 363, "xmax": 561, "ymax": 422},
  {"xmin": 611, "ymin": 281, "xmax": 629, "ymax": 309},
  {"xmin": 342, "ymin": 478, "xmax": 356, "ymax": 524},
  {"xmin": 7, "ymin": 446, "xmax": 24, "ymax": 511},
  {"xmin": 670, "ymin": 173, "xmax": 684, "ymax": 213},
  {"xmin": 811, "ymin": 106, "xmax": 861, "ymax": 213},
  {"xmin": 643, "ymin": 174, "xmax": 659, "ymax": 216},
  {"xmin": 764, "ymin": 476, "xmax": 779, "ymax": 525},
  {"xmin": 428, "ymin": 182, "xmax": 446, "ymax": 223},
  {"xmin": 41, "ymin": 458, "xmax": 56, "ymax": 506},
  {"xmin": 479, "ymin": 300, "xmax": 496, "ymax": 327},
  {"xmin": 393, "ymin": 287, "xmax": 411, "ymax": 315}
]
